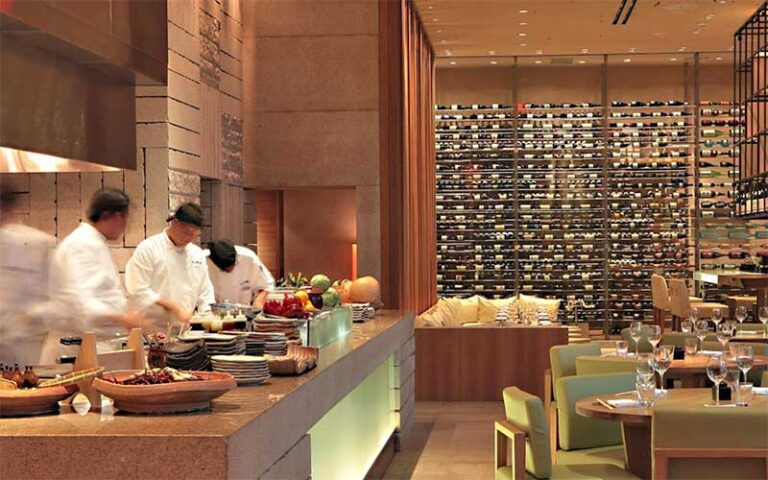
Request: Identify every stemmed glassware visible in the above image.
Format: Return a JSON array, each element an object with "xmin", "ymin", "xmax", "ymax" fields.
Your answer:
[
  {"xmin": 706, "ymin": 356, "xmax": 727, "ymax": 406},
  {"xmin": 716, "ymin": 322, "xmax": 733, "ymax": 352},
  {"xmin": 653, "ymin": 346, "xmax": 674, "ymax": 394},
  {"xmin": 711, "ymin": 308, "xmax": 723, "ymax": 329},
  {"xmin": 689, "ymin": 307, "xmax": 699, "ymax": 323},
  {"xmin": 735, "ymin": 306, "xmax": 748, "ymax": 336},
  {"xmin": 630, "ymin": 321, "xmax": 644, "ymax": 357},
  {"xmin": 759, "ymin": 306, "xmax": 768, "ymax": 338},
  {"xmin": 636, "ymin": 353, "xmax": 655, "ymax": 383},
  {"xmin": 681, "ymin": 318, "xmax": 693, "ymax": 333},
  {"xmin": 723, "ymin": 353, "xmax": 741, "ymax": 397},
  {"xmin": 648, "ymin": 325, "xmax": 663, "ymax": 350},
  {"xmin": 735, "ymin": 345, "xmax": 754, "ymax": 383},
  {"xmin": 694, "ymin": 320, "xmax": 709, "ymax": 350}
]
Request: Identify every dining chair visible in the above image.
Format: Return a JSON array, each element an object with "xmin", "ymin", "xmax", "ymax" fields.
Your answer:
[
  {"xmin": 652, "ymin": 402, "xmax": 768, "ymax": 480},
  {"xmin": 495, "ymin": 386, "xmax": 639, "ymax": 480},
  {"xmin": 668, "ymin": 278, "xmax": 729, "ymax": 331},
  {"xmin": 574, "ymin": 356, "xmax": 636, "ymax": 376},
  {"xmin": 651, "ymin": 274, "xmax": 703, "ymax": 330},
  {"xmin": 554, "ymin": 372, "xmax": 636, "ymax": 460},
  {"xmin": 547, "ymin": 343, "xmax": 602, "ymax": 459}
]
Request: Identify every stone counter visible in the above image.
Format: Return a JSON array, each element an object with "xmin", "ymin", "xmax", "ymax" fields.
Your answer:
[{"xmin": 0, "ymin": 310, "xmax": 415, "ymax": 480}]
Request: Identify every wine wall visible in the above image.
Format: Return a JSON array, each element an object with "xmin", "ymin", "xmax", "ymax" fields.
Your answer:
[{"xmin": 435, "ymin": 99, "xmax": 767, "ymax": 330}]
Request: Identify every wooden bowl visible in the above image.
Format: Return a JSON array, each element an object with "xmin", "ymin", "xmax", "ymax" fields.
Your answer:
[
  {"xmin": 0, "ymin": 385, "xmax": 79, "ymax": 417},
  {"xmin": 92, "ymin": 371, "xmax": 237, "ymax": 414}
]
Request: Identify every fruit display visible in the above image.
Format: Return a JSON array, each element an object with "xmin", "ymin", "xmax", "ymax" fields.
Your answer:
[
  {"xmin": 103, "ymin": 368, "xmax": 203, "ymax": 385},
  {"xmin": 321, "ymin": 287, "xmax": 341, "ymax": 307},
  {"xmin": 333, "ymin": 279, "xmax": 353, "ymax": 304},
  {"xmin": 263, "ymin": 294, "xmax": 311, "ymax": 319},
  {"xmin": 349, "ymin": 276, "xmax": 381, "ymax": 304},
  {"xmin": 310, "ymin": 274, "xmax": 332, "ymax": 293},
  {"xmin": 276, "ymin": 271, "xmax": 308, "ymax": 289}
]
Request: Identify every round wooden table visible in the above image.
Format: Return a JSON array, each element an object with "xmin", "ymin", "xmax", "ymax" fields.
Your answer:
[
  {"xmin": 576, "ymin": 388, "xmax": 768, "ymax": 479},
  {"xmin": 576, "ymin": 354, "xmax": 768, "ymax": 388}
]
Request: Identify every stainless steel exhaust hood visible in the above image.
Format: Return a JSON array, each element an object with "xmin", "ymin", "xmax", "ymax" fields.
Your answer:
[{"xmin": 0, "ymin": 0, "xmax": 167, "ymax": 173}]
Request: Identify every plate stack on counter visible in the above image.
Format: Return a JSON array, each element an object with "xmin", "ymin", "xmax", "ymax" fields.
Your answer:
[
  {"xmin": 163, "ymin": 340, "xmax": 210, "ymax": 371},
  {"xmin": 210, "ymin": 355, "xmax": 270, "ymax": 385},
  {"xmin": 242, "ymin": 333, "xmax": 266, "ymax": 356},
  {"xmin": 348, "ymin": 303, "xmax": 376, "ymax": 323},
  {"xmin": 253, "ymin": 313, "xmax": 301, "ymax": 343},
  {"xmin": 178, "ymin": 333, "xmax": 246, "ymax": 357}
]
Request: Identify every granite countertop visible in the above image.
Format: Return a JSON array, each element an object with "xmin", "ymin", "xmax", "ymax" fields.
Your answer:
[{"xmin": 0, "ymin": 310, "xmax": 412, "ymax": 438}]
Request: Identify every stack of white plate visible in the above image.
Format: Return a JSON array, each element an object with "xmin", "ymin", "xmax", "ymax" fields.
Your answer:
[
  {"xmin": 348, "ymin": 303, "xmax": 376, "ymax": 323},
  {"xmin": 210, "ymin": 355, "xmax": 270, "ymax": 385}
]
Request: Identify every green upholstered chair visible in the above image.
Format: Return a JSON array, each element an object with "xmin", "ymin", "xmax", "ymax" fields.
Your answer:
[
  {"xmin": 496, "ymin": 386, "xmax": 639, "ymax": 480},
  {"xmin": 652, "ymin": 402, "xmax": 768, "ymax": 479},
  {"xmin": 661, "ymin": 332, "xmax": 703, "ymax": 348},
  {"xmin": 554, "ymin": 372, "xmax": 637, "ymax": 467},
  {"xmin": 574, "ymin": 356, "xmax": 636, "ymax": 376},
  {"xmin": 620, "ymin": 326, "xmax": 654, "ymax": 354},
  {"xmin": 547, "ymin": 344, "xmax": 602, "ymax": 453}
]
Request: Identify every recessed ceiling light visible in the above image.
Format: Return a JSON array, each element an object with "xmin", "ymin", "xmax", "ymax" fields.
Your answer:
[
  {"xmin": 629, "ymin": 47, "xmax": 636, "ymax": 53},
  {"xmin": 670, "ymin": 57, "xmax": 677, "ymax": 61},
  {"xmin": 678, "ymin": 47, "xmax": 687, "ymax": 52},
  {"xmin": 623, "ymin": 58, "xmax": 632, "ymax": 63},
  {"xmin": 450, "ymin": 61, "xmax": 456, "ymax": 65},
  {"xmin": 433, "ymin": 18, "xmax": 439, "ymax": 22},
  {"xmin": 706, "ymin": 14, "xmax": 715, "ymax": 19},
  {"xmin": 490, "ymin": 61, "xmax": 498, "ymax": 65},
  {"xmin": 693, "ymin": 30, "xmax": 700, "ymax": 34},
  {"xmin": 719, "ymin": 0, "xmax": 726, "ymax": 3},
  {"xmin": 519, "ymin": 43, "xmax": 527, "ymax": 47},
  {"xmin": 653, "ymin": 32, "xmax": 664, "ymax": 37},
  {"xmin": 536, "ymin": 50, "xmax": 543, "ymax": 55},
  {"xmin": 519, "ymin": 9, "xmax": 528, "ymax": 13},
  {"xmin": 535, "ymin": 60, "xmax": 542, "ymax": 64},
  {"xmin": 716, "ymin": 56, "xmax": 723, "ymax": 61},
  {"xmin": 440, "ymin": 40, "xmax": 446, "ymax": 43},
  {"xmin": 518, "ymin": 32, "xmax": 527, "ymax": 37},
  {"xmin": 489, "ymin": 50, "xmax": 497, "ymax": 55},
  {"xmin": 428, "ymin": 5, "xmax": 433, "ymax": 9},
  {"xmin": 578, "ymin": 60, "xmax": 586, "ymax": 64},
  {"xmin": 436, "ymin": 30, "xmax": 443, "ymax": 33},
  {"xmin": 445, "ymin": 50, "xmax": 453, "ymax": 56},
  {"xmin": 581, "ymin": 48, "xmax": 589, "ymax": 54},
  {"xmin": 519, "ymin": 22, "xmax": 528, "ymax": 26}
]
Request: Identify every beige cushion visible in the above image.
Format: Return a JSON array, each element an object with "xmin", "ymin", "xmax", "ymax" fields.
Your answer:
[
  {"xmin": 455, "ymin": 295, "xmax": 480, "ymax": 324},
  {"xmin": 520, "ymin": 294, "xmax": 561, "ymax": 320},
  {"xmin": 438, "ymin": 297, "xmax": 462, "ymax": 327},
  {"xmin": 478, "ymin": 296, "xmax": 518, "ymax": 324}
]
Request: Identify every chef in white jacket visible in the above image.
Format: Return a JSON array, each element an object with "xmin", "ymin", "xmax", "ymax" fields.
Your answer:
[
  {"xmin": 47, "ymin": 188, "xmax": 145, "ymax": 363},
  {"xmin": 125, "ymin": 202, "xmax": 215, "ymax": 325},
  {"xmin": 205, "ymin": 239, "xmax": 275, "ymax": 306}
]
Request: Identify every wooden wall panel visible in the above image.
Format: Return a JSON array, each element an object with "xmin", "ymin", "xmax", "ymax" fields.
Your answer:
[{"xmin": 255, "ymin": 190, "xmax": 283, "ymax": 278}]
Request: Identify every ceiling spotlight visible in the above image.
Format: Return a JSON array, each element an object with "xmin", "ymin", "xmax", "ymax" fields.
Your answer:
[
  {"xmin": 519, "ymin": 9, "xmax": 528, "ymax": 13},
  {"xmin": 519, "ymin": 32, "xmax": 527, "ymax": 37},
  {"xmin": 490, "ymin": 61, "xmax": 498, "ymax": 65},
  {"xmin": 719, "ymin": 0, "xmax": 726, "ymax": 3},
  {"xmin": 489, "ymin": 50, "xmax": 497, "ymax": 55},
  {"xmin": 716, "ymin": 56, "xmax": 723, "ymax": 60},
  {"xmin": 445, "ymin": 50, "xmax": 453, "ymax": 56},
  {"xmin": 706, "ymin": 14, "xmax": 715, "ymax": 19},
  {"xmin": 578, "ymin": 60, "xmax": 586, "ymax": 64},
  {"xmin": 519, "ymin": 22, "xmax": 528, "ymax": 26},
  {"xmin": 436, "ymin": 30, "xmax": 443, "ymax": 33},
  {"xmin": 519, "ymin": 43, "xmax": 528, "ymax": 47},
  {"xmin": 450, "ymin": 61, "xmax": 456, "ymax": 65},
  {"xmin": 536, "ymin": 50, "xmax": 543, "ymax": 55},
  {"xmin": 440, "ymin": 40, "xmax": 447, "ymax": 43},
  {"xmin": 428, "ymin": 5, "xmax": 433, "ymax": 9},
  {"xmin": 433, "ymin": 18, "xmax": 439, "ymax": 22},
  {"xmin": 629, "ymin": 47, "xmax": 636, "ymax": 53},
  {"xmin": 581, "ymin": 48, "xmax": 589, "ymax": 54},
  {"xmin": 535, "ymin": 60, "xmax": 542, "ymax": 64},
  {"xmin": 623, "ymin": 58, "xmax": 632, "ymax": 63},
  {"xmin": 670, "ymin": 57, "xmax": 677, "ymax": 61}
]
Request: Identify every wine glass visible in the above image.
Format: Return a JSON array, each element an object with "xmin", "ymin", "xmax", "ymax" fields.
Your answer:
[
  {"xmin": 716, "ymin": 322, "xmax": 733, "ymax": 352},
  {"xmin": 653, "ymin": 346, "xmax": 673, "ymax": 394},
  {"xmin": 636, "ymin": 353, "xmax": 655, "ymax": 383},
  {"xmin": 689, "ymin": 307, "xmax": 699, "ymax": 323},
  {"xmin": 723, "ymin": 353, "xmax": 741, "ymax": 397},
  {"xmin": 694, "ymin": 319, "xmax": 709, "ymax": 350},
  {"xmin": 630, "ymin": 321, "xmax": 644, "ymax": 356},
  {"xmin": 681, "ymin": 319, "xmax": 693, "ymax": 333},
  {"xmin": 735, "ymin": 345, "xmax": 754, "ymax": 383},
  {"xmin": 648, "ymin": 325, "xmax": 663, "ymax": 350},
  {"xmin": 735, "ymin": 306, "xmax": 748, "ymax": 335},
  {"xmin": 759, "ymin": 306, "xmax": 768, "ymax": 338},
  {"xmin": 706, "ymin": 356, "xmax": 727, "ymax": 406},
  {"xmin": 711, "ymin": 308, "xmax": 723, "ymax": 329}
]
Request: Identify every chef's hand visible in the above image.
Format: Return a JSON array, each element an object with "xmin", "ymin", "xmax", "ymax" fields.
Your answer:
[
  {"xmin": 253, "ymin": 290, "xmax": 269, "ymax": 309},
  {"xmin": 172, "ymin": 306, "xmax": 193, "ymax": 325}
]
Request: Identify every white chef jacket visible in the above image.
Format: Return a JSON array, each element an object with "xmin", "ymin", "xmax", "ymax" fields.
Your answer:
[
  {"xmin": 205, "ymin": 245, "xmax": 275, "ymax": 304},
  {"xmin": 125, "ymin": 230, "xmax": 214, "ymax": 315},
  {"xmin": 53, "ymin": 222, "xmax": 127, "ymax": 338},
  {"xmin": 0, "ymin": 222, "xmax": 57, "ymax": 365}
]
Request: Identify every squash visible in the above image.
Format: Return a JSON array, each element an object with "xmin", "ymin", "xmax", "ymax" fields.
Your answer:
[
  {"xmin": 337, "ymin": 279, "xmax": 353, "ymax": 304},
  {"xmin": 349, "ymin": 276, "xmax": 381, "ymax": 304}
]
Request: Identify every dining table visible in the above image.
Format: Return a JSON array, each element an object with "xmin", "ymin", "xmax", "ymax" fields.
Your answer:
[
  {"xmin": 575, "ymin": 388, "xmax": 768, "ymax": 480},
  {"xmin": 693, "ymin": 270, "xmax": 768, "ymax": 311},
  {"xmin": 575, "ymin": 353, "xmax": 768, "ymax": 387}
]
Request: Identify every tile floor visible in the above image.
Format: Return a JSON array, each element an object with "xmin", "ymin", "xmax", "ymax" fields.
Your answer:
[{"xmin": 383, "ymin": 402, "xmax": 504, "ymax": 480}]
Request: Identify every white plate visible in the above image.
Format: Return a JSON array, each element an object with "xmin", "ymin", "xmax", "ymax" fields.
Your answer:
[{"xmin": 212, "ymin": 355, "xmax": 266, "ymax": 362}]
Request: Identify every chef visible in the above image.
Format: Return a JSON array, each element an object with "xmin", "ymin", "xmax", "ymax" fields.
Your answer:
[
  {"xmin": 205, "ymin": 239, "xmax": 275, "ymax": 307},
  {"xmin": 125, "ymin": 202, "xmax": 215, "ymax": 325},
  {"xmin": 0, "ymin": 185, "xmax": 57, "ymax": 365},
  {"xmin": 46, "ymin": 188, "xmax": 145, "ymax": 363}
]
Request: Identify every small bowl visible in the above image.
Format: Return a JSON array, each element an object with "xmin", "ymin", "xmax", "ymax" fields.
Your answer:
[
  {"xmin": 0, "ymin": 385, "xmax": 79, "ymax": 417},
  {"xmin": 93, "ymin": 371, "xmax": 236, "ymax": 414}
]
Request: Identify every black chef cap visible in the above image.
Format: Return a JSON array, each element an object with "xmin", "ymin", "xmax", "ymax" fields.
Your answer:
[
  {"xmin": 167, "ymin": 202, "xmax": 204, "ymax": 228},
  {"xmin": 209, "ymin": 239, "xmax": 237, "ymax": 271}
]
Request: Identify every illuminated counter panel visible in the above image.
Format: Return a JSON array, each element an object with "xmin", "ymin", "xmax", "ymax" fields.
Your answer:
[{"xmin": 0, "ymin": 310, "xmax": 415, "ymax": 480}]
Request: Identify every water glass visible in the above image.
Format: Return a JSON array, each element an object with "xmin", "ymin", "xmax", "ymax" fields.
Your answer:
[
  {"xmin": 636, "ymin": 353, "xmax": 655, "ymax": 383},
  {"xmin": 759, "ymin": 306, "xmax": 768, "ymax": 338},
  {"xmin": 616, "ymin": 340, "xmax": 629, "ymax": 357},
  {"xmin": 735, "ymin": 382, "xmax": 754, "ymax": 407},
  {"xmin": 653, "ymin": 346, "xmax": 673, "ymax": 393},
  {"xmin": 717, "ymin": 322, "xmax": 734, "ymax": 351},
  {"xmin": 706, "ymin": 356, "xmax": 727, "ymax": 405},
  {"xmin": 681, "ymin": 319, "xmax": 693, "ymax": 333},
  {"xmin": 636, "ymin": 381, "xmax": 656, "ymax": 409},
  {"xmin": 684, "ymin": 337, "xmax": 699, "ymax": 358},
  {"xmin": 723, "ymin": 355, "xmax": 741, "ymax": 394},
  {"xmin": 694, "ymin": 319, "xmax": 709, "ymax": 349},
  {"xmin": 735, "ymin": 345, "xmax": 754, "ymax": 383},
  {"xmin": 735, "ymin": 306, "xmax": 748, "ymax": 335}
]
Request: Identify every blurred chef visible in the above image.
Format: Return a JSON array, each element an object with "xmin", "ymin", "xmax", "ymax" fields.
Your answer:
[
  {"xmin": 205, "ymin": 239, "xmax": 275, "ymax": 307},
  {"xmin": 0, "ymin": 183, "xmax": 57, "ymax": 365},
  {"xmin": 125, "ymin": 202, "xmax": 214, "ymax": 325},
  {"xmin": 49, "ymin": 188, "xmax": 145, "ymax": 362}
]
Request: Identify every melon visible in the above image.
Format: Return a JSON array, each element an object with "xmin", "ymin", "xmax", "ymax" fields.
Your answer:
[
  {"xmin": 310, "ymin": 274, "xmax": 331, "ymax": 293},
  {"xmin": 349, "ymin": 276, "xmax": 381, "ymax": 304},
  {"xmin": 322, "ymin": 287, "xmax": 341, "ymax": 308}
]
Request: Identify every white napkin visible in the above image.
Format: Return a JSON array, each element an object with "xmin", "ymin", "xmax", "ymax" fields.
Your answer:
[
  {"xmin": 607, "ymin": 399, "xmax": 641, "ymax": 408},
  {"xmin": 753, "ymin": 387, "xmax": 768, "ymax": 396},
  {"xmin": 699, "ymin": 350, "xmax": 723, "ymax": 357}
]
